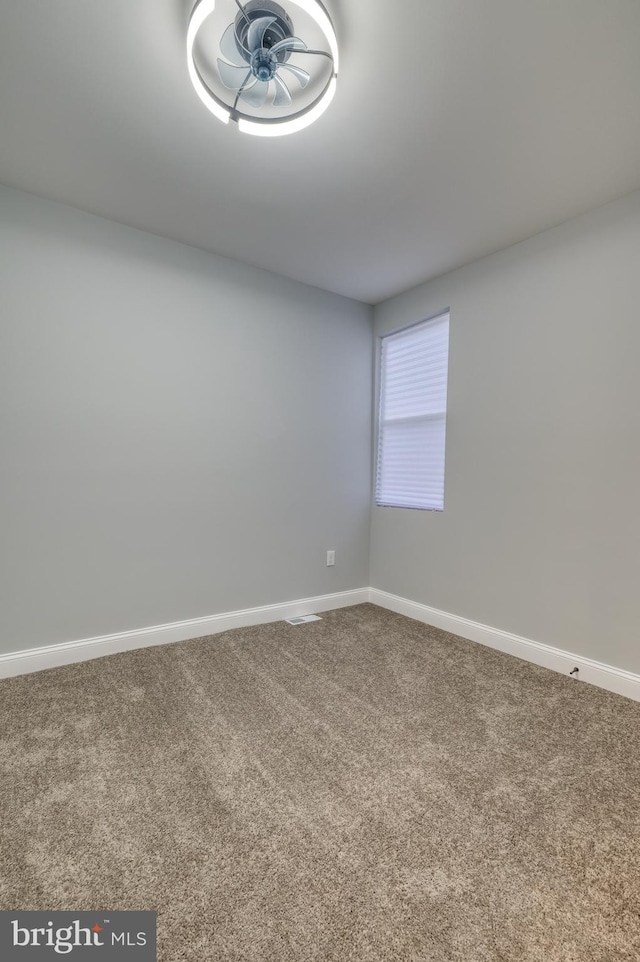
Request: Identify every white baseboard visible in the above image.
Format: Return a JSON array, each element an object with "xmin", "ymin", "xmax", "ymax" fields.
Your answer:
[
  {"xmin": 3, "ymin": 587, "xmax": 639, "ymax": 703},
  {"xmin": 0, "ymin": 588, "xmax": 369, "ymax": 680},
  {"xmin": 369, "ymin": 588, "xmax": 640, "ymax": 703}
]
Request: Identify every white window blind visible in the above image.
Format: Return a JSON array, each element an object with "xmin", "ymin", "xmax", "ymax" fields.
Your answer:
[{"xmin": 376, "ymin": 312, "xmax": 450, "ymax": 510}]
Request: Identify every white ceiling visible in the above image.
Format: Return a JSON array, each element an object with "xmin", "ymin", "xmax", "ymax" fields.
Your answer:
[{"xmin": 1, "ymin": 0, "xmax": 639, "ymax": 304}]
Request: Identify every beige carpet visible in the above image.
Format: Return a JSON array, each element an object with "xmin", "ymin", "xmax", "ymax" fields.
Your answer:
[{"xmin": 1, "ymin": 604, "xmax": 639, "ymax": 960}]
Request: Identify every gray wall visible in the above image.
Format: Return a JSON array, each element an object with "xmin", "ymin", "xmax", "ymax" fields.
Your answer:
[
  {"xmin": 371, "ymin": 190, "xmax": 640, "ymax": 675},
  {"xmin": 0, "ymin": 186, "xmax": 372, "ymax": 655}
]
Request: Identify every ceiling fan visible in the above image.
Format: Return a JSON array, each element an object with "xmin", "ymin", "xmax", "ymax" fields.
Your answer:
[{"xmin": 187, "ymin": 0, "xmax": 339, "ymax": 137}]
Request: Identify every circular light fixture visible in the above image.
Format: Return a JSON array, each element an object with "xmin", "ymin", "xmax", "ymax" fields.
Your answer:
[{"xmin": 187, "ymin": 0, "xmax": 338, "ymax": 136}]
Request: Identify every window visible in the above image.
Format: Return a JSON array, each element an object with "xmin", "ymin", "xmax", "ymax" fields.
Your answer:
[{"xmin": 375, "ymin": 311, "xmax": 450, "ymax": 511}]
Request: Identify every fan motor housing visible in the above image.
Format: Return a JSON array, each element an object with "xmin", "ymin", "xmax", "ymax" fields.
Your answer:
[{"xmin": 235, "ymin": 1, "xmax": 294, "ymax": 62}]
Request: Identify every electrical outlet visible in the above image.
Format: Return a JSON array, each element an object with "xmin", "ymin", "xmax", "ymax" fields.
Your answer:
[{"xmin": 326, "ymin": 550, "xmax": 335, "ymax": 566}]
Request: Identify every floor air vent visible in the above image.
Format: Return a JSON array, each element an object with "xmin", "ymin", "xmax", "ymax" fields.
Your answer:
[{"xmin": 285, "ymin": 615, "xmax": 322, "ymax": 625}]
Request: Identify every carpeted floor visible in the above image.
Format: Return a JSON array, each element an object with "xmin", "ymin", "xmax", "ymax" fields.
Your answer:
[{"xmin": 1, "ymin": 604, "xmax": 639, "ymax": 960}]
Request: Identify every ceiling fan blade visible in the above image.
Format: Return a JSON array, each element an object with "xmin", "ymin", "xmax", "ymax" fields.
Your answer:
[
  {"xmin": 279, "ymin": 62, "xmax": 310, "ymax": 87},
  {"xmin": 218, "ymin": 60, "xmax": 253, "ymax": 90},
  {"xmin": 273, "ymin": 74, "xmax": 292, "ymax": 107},
  {"xmin": 270, "ymin": 37, "xmax": 308, "ymax": 57},
  {"xmin": 240, "ymin": 79, "xmax": 270, "ymax": 108},
  {"xmin": 220, "ymin": 23, "xmax": 248, "ymax": 66},
  {"xmin": 247, "ymin": 16, "xmax": 276, "ymax": 52}
]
